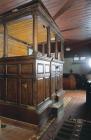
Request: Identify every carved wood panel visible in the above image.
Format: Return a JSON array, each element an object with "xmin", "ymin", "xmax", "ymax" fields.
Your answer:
[
  {"xmin": 7, "ymin": 78, "xmax": 18, "ymax": 103},
  {"xmin": 0, "ymin": 65, "xmax": 4, "ymax": 74},
  {"xmin": 21, "ymin": 79, "xmax": 33, "ymax": 105},
  {"xmin": 37, "ymin": 78, "xmax": 45, "ymax": 104},
  {"xmin": 21, "ymin": 64, "xmax": 33, "ymax": 74},
  {"xmin": 0, "ymin": 78, "xmax": 6, "ymax": 100},
  {"xmin": 7, "ymin": 64, "xmax": 18, "ymax": 74}
]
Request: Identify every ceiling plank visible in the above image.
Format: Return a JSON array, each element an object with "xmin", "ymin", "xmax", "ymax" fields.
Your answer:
[
  {"xmin": 61, "ymin": 26, "xmax": 81, "ymax": 32},
  {"xmin": 53, "ymin": 0, "xmax": 74, "ymax": 20}
]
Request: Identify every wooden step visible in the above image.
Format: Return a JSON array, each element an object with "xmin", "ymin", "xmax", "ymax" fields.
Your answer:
[
  {"xmin": 63, "ymin": 123, "xmax": 75, "ymax": 129},
  {"xmin": 58, "ymin": 131, "xmax": 72, "ymax": 139},
  {"xmin": 61, "ymin": 127, "xmax": 73, "ymax": 133}
]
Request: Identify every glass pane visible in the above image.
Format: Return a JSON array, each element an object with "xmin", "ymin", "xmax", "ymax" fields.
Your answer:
[
  {"xmin": 80, "ymin": 56, "xmax": 86, "ymax": 61},
  {"xmin": 7, "ymin": 15, "xmax": 33, "ymax": 57},
  {"xmin": 0, "ymin": 24, "xmax": 4, "ymax": 57},
  {"xmin": 74, "ymin": 56, "xmax": 79, "ymax": 61}
]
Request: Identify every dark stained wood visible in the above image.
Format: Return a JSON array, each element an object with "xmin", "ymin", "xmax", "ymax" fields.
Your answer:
[
  {"xmin": 7, "ymin": 78, "xmax": 18, "ymax": 102},
  {"xmin": 7, "ymin": 64, "xmax": 18, "ymax": 74},
  {"xmin": 21, "ymin": 64, "xmax": 33, "ymax": 74},
  {"xmin": 0, "ymin": 78, "xmax": 6, "ymax": 100},
  {"xmin": 0, "ymin": 65, "xmax": 4, "ymax": 73},
  {"xmin": 21, "ymin": 79, "xmax": 33, "ymax": 105},
  {"xmin": 0, "ymin": 0, "xmax": 32, "ymax": 14},
  {"xmin": 36, "ymin": 59, "xmax": 51, "ymax": 104},
  {"xmin": 33, "ymin": 13, "xmax": 38, "ymax": 54},
  {"xmin": 0, "ymin": 1, "xmax": 64, "ymax": 127},
  {"xmin": 0, "ymin": 55, "xmax": 63, "ymax": 126},
  {"xmin": 37, "ymin": 78, "xmax": 45, "ymax": 103}
]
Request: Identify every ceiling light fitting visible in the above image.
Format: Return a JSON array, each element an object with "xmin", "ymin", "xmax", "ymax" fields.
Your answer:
[{"xmin": 65, "ymin": 47, "xmax": 71, "ymax": 51}]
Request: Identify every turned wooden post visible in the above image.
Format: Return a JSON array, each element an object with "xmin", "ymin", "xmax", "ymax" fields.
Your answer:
[
  {"xmin": 61, "ymin": 40, "xmax": 64, "ymax": 60},
  {"xmin": 33, "ymin": 13, "xmax": 38, "ymax": 55},
  {"xmin": 55, "ymin": 35, "xmax": 58, "ymax": 59},
  {"xmin": 3, "ymin": 23, "xmax": 8, "ymax": 57},
  {"xmin": 47, "ymin": 26, "xmax": 51, "ymax": 57}
]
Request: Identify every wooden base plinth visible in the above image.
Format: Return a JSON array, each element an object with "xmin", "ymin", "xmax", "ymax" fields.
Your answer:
[
  {"xmin": 0, "ymin": 100, "xmax": 52, "ymax": 128},
  {"xmin": 51, "ymin": 101, "xmax": 64, "ymax": 117}
]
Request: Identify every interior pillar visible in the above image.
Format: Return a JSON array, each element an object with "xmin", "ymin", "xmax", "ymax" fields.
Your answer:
[{"xmin": 47, "ymin": 27, "xmax": 51, "ymax": 57}]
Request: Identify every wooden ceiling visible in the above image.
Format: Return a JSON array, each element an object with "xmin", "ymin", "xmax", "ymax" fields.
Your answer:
[
  {"xmin": 0, "ymin": 0, "xmax": 91, "ymax": 57},
  {"xmin": 42, "ymin": 0, "xmax": 91, "ymax": 57}
]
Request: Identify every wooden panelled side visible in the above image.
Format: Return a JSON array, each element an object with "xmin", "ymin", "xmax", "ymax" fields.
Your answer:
[
  {"xmin": 7, "ymin": 65, "xmax": 18, "ymax": 74},
  {"xmin": 21, "ymin": 79, "xmax": 33, "ymax": 105},
  {"xmin": 7, "ymin": 78, "xmax": 18, "ymax": 103},
  {"xmin": 36, "ymin": 60, "xmax": 51, "ymax": 104},
  {"xmin": 3, "ymin": 56, "xmax": 35, "ymax": 106},
  {"xmin": 37, "ymin": 78, "xmax": 45, "ymax": 103},
  {"xmin": 21, "ymin": 64, "xmax": 33, "ymax": 74},
  {"xmin": 0, "ymin": 78, "xmax": 6, "ymax": 100},
  {"xmin": 45, "ymin": 78, "xmax": 50, "ymax": 99},
  {"xmin": 0, "ymin": 64, "xmax": 6, "ymax": 100},
  {"xmin": 0, "ymin": 65, "xmax": 4, "ymax": 74},
  {"xmin": 0, "ymin": 56, "xmax": 63, "ymax": 126}
]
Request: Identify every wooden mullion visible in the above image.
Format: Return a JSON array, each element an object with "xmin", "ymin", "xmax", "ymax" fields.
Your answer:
[
  {"xmin": 47, "ymin": 26, "xmax": 51, "ymax": 57},
  {"xmin": 3, "ymin": 23, "xmax": 8, "ymax": 57},
  {"xmin": 33, "ymin": 13, "xmax": 38, "ymax": 55},
  {"xmin": 55, "ymin": 35, "xmax": 58, "ymax": 59}
]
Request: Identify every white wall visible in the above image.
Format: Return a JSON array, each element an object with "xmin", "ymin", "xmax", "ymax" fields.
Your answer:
[{"xmin": 63, "ymin": 58, "xmax": 91, "ymax": 74}]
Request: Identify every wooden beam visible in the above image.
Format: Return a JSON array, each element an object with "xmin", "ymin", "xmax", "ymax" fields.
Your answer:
[
  {"xmin": 8, "ymin": 35, "xmax": 31, "ymax": 46},
  {"xmin": 0, "ymin": 32, "xmax": 32, "ymax": 46},
  {"xmin": 61, "ymin": 26, "xmax": 80, "ymax": 32},
  {"xmin": 53, "ymin": 0, "xmax": 74, "ymax": 20}
]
